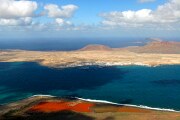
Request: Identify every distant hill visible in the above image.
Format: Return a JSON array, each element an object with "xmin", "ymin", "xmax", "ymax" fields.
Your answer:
[
  {"xmin": 126, "ymin": 41, "xmax": 180, "ymax": 54},
  {"xmin": 79, "ymin": 44, "xmax": 112, "ymax": 51},
  {"xmin": 78, "ymin": 39, "xmax": 180, "ymax": 54}
]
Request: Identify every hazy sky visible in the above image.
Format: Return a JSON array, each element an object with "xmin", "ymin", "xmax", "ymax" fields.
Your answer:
[{"xmin": 0, "ymin": 0, "xmax": 180, "ymax": 39}]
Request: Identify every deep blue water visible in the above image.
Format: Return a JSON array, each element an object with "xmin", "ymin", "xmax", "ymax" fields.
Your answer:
[
  {"xmin": 0, "ymin": 62, "xmax": 180, "ymax": 110},
  {"xmin": 0, "ymin": 38, "xmax": 146, "ymax": 51},
  {"xmin": 1, "ymin": 38, "xmax": 180, "ymax": 51}
]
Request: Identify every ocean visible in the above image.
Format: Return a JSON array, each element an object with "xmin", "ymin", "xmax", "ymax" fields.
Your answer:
[
  {"xmin": 0, "ymin": 38, "xmax": 146, "ymax": 51},
  {"xmin": 0, "ymin": 62, "xmax": 180, "ymax": 111}
]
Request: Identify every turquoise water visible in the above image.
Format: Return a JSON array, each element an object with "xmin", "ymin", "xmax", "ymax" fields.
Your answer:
[{"xmin": 0, "ymin": 62, "xmax": 180, "ymax": 110}]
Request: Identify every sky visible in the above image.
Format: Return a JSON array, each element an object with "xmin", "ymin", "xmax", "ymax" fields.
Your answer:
[{"xmin": 0, "ymin": 0, "xmax": 180, "ymax": 39}]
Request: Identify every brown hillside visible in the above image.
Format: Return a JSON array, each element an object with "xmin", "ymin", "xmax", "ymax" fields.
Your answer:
[
  {"xmin": 126, "ymin": 41, "xmax": 180, "ymax": 54},
  {"xmin": 79, "ymin": 44, "xmax": 112, "ymax": 51}
]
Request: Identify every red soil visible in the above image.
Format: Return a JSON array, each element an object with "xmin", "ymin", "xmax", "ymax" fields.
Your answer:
[{"xmin": 29, "ymin": 101, "xmax": 94, "ymax": 113}]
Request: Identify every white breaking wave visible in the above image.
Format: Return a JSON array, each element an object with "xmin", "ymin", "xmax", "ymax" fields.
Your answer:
[
  {"xmin": 31, "ymin": 94, "xmax": 55, "ymax": 97},
  {"xmin": 75, "ymin": 97, "xmax": 180, "ymax": 112},
  {"xmin": 29, "ymin": 95, "xmax": 180, "ymax": 112}
]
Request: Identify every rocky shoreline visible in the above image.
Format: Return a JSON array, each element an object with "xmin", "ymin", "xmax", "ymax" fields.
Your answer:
[{"xmin": 1, "ymin": 95, "xmax": 180, "ymax": 120}]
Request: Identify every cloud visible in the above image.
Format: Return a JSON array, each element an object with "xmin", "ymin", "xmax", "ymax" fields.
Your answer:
[
  {"xmin": 55, "ymin": 18, "xmax": 72, "ymax": 26},
  {"xmin": 44, "ymin": 4, "xmax": 78, "ymax": 27},
  {"xmin": 0, "ymin": 0, "xmax": 37, "ymax": 26},
  {"xmin": 100, "ymin": 0, "xmax": 180, "ymax": 29},
  {"xmin": 1, "ymin": 0, "xmax": 179, "ymax": 36},
  {"xmin": 0, "ymin": 17, "xmax": 32, "ymax": 26},
  {"xmin": 0, "ymin": 1, "xmax": 79, "ymax": 31},
  {"xmin": 101, "ymin": 9, "xmax": 153, "ymax": 26},
  {"xmin": 0, "ymin": 0, "xmax": 37, "ymax": 19},
  {"xmin": 138, "ymin": 0, "xmax": 156, "ymax": 3},
  {"xmin": 44, "ymin": 4, "xmax": 78, "ymax": 18}
]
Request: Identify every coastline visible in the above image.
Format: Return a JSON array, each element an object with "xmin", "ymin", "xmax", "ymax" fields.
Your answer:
[
  {"xmin": 1, "ymin": 40, "xmax": 180, "ymax": 69},
  {"xmin": 76, "ymin": 97, "xmax": 179, "ymax": 112},
  {"xmin": 1, "ymin": 50, "xmax": 180, "ymax": 69},
  {"xmin": 31, "ymin": 95, "xmax": 180, "ymax": 112},
  {"xmin": 1, "ymin": 42, "xmax": 180, "ymax": 119},
  {"xmin": 1, "ymin": 94, "xmax": 180, "ymax": 120},
  {"xmin": 3, "ymin": 94, "xmax": 179, "ymax": 113}
]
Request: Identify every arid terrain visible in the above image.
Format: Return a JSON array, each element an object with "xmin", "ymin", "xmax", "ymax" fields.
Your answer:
[
  {"xmin": 0, "ymin": 95, "xmax": 180, "ymax": 120},
  {"xmin": 1, "ymin": 40, "xmax": 180, "ymax": 68},
  {"xmin": 1, "ymin": 40, "xmax": 180, "ymax": 119}
]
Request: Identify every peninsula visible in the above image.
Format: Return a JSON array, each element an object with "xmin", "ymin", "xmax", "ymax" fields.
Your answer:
[{"xmin": 0, "ymin": 95, "xmax": 180, "ymax": 120}]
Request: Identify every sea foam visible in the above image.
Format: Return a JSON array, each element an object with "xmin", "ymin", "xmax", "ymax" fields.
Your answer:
[
  {"xmin": 31, "ymin": 95, "xmax": 180, "ymax": 112},
  {"xmin": 76, "ymin": 97, "xmax": 180, "ymax": 112}
]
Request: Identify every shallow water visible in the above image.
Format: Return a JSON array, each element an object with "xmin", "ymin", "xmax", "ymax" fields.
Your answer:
[{"xmin": 0, "ymin": 62, "xmax": 180, "ymax": 110}]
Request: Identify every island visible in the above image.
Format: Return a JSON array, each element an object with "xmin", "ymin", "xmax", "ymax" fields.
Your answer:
[
  {"xmin": 1, "ymin": 39, "xmax": 180, "ymax": 120},
  {"xmin": 1, "ymin": 40, "xmax": 180, "ymax": 68}
]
